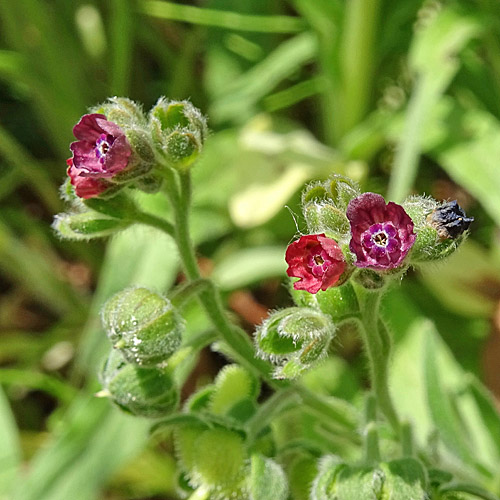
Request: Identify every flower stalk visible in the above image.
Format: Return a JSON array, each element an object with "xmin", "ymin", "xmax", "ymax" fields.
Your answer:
[{"xmin": 354, "ymin": 284, "xmax": 400, "ymax": 433}]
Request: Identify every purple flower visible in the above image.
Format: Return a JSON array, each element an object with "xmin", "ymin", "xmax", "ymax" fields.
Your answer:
[
  {"xmin": 67, "ymin": 114, "xmax": 132, "ymax": 198},
  {"xmin": 285, "ymin": 234, "xmax": 346, "ymax": 294},
  {"xmin": 347, "ymin": 193, "xmax": 416, "ymax": 270}
]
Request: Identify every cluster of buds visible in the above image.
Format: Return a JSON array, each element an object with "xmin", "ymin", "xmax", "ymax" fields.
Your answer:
[
  {"xmin": 65, "ymin": 97, "xmax": 207, "ymax": 200},
  {"xmin": 256, "ymin": 174, "xmax": 473, "ymax": 378},
  {"xmin": 98, "ymin": 287, "xmax": 185, "ymax": 417},
  {"xmin": 172, "ymin": 365, "xmax": 289, "ymax": 499}
]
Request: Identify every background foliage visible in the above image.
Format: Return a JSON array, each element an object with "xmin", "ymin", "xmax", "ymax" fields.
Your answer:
[{"xmin": 0, "ymin": 0, "xmax": 500, "ymax": 498}]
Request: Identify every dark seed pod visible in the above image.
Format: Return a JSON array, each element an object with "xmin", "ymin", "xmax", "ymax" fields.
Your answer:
[{"xmin": 427, "ymin": 200, "xmax": 474, "ymax": 239}]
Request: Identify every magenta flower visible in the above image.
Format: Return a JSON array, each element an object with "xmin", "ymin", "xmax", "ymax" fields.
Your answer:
[
  {"xmin": 285, "ymin": 234, "xmax": 346, "ymax": 294},
  {"xmin": 67, "ymin": 114, "xmax": 132, "ymax": 198},
  {"xmin": 347, "ymin": 193, "xmax": 416, "ymax": 270}
]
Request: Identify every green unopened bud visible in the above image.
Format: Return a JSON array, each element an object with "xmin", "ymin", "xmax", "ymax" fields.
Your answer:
[
  {"xmin": 312, "ymin": 460, "xmax": 384, "ymax": 500},
  {"xmin": 310, "ymin": 456, "xmax": 346, "ymax": 500},
  {"xmin": 209, "ymin": 365, "xmax": 259, "ymax": 420},
  {"xmin": 301, "ymin": 175, "xmax": 360, "ymax": 238},
  {"xmin": 303, "ymin": 202, "xmax": 350, "ymax": 239},
  {"xmin": 101, "ymin": 287, "xmax": 184, "ymax": 366},
  {"xmin": 110, "ymin": 127, "xmax": 156, "ymax": 184},
  {"xmin": 403, "ymin": 196, "xmax": 473, "ymax": 263},
  {"xmin": 52, "ymin": 211, "xmax": 131, "ymax": 240},
  {"xmin": 100, "ymin": 349, "xmax": 178, "ymax": 417},
  {"xmin": 379, "ymin": 458, "xmax": 428, "ymax": 499},
  {"xmin": 181, "ymin": 428, "xmax": 246, "ymax": 495},
  {"xmin": 290, "ymin": 282, "xmax": 359, "ymax": 321},
  {"xmin": 149, "ymin": 97, "xmax": 208, "ymax": 170},
  {"xmin": 249, "ymin": 454, "xmax": 288, "ymax": 500},
  {"xmin": 255, "ymin": 307, "xmax": 335, "ymax": 379},
  {"xmin": 92, "ymin": 97, "xmax": 147, "ymax": 128},
  {"xmin": 327, "ymin": 174, "xmax": 361, "ymax": 210}
]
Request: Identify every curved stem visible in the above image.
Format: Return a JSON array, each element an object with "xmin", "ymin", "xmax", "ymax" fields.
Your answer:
[
  {"xmin": 158, "ymin": 165, "xmax": 359, "ymax": 436},
  {"xmin": 354, "ymin": 284, "xmax": 400, "ymax": 433},
  {"xmin": 133, "ymin": 211, "xmax": 175, "ymax": 236}
]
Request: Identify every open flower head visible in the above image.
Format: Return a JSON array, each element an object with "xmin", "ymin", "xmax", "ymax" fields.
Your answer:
[
  {"xmin": 347, "ymin": 193, "xmax": 416, "ymax": 270},
  {"xmin": 285, "ymin": 234, "xmax": 346, "ymax": 294},
  {"xmin": 67, "ymin": 113, "xmax": 132, "ymax": 198}
]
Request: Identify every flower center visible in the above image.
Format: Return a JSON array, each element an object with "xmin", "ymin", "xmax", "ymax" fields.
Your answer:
[
  {"xmin": 373, "ymin": 231, "xmax": 388, "ymax": 247},
  {"xmin": 95, "ymin": 133, "xmax": 115, "ymax": 163},
  {"xmin": 314, "ymin": 255, "xmax": 325, "ymax": 266}
]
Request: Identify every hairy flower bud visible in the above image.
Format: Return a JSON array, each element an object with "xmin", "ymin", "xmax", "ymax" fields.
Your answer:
[
  {"xmin": 403, "ymin": 196, "xmax": 473, "ymax": 263},
  {"xmin": 249, "ymin": 454, "xmax": 288, "ymax": 500},
  {"xmin": 149, "ymin": 97, "xmax": 208, "ymax": 171},
  {"xmin": 101, "ymin": 287, "xmax": 184, "ymax": 367},
  {"xmin": 301, "ymin": 175, "xmax": 360, "ymax": 239},
  {"xmin": 100, "ymin": 349, "xmax": 178, "ymax": 417},
  {"xmin": 175, "ymin": 426, "xmax": 247, "ymax": 496},
  {"xmin": 52, "ymin": 211, "xmax": 132, "ymax": 240},
  {"xmin": 255, "ymin": 307, "xmax": 335, "ymax": 379}
]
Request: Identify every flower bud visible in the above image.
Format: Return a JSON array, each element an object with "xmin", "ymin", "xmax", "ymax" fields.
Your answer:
[
  {"xmin": 311, "ymin": 461, "xmax": 384, "ymax": 500},
  {"xmin": 175, "ymin": 426, "xmax": 247, "ymax": 496},
  {"xmin": 301, "ymin": 175, "xmax": 360, "ymax": 239},
  {"xmin": 93, "ymin": 97, "xmax": 147, "ymax": 128},
  {"xmin": 99, "ymin": 349, "xmax": 179, "ymax": 417},
  {"xmin": 403, "ymin": 196, "xmax": 473, "ymax": 263},
  {"xmin": 149, "ymin": 97, "xmax": 208, "ymax": 170},
  {"xmin": 101, "ymin": 287, "xmax": 184, "ymax": 366},
  {"xmin": 255, "ymin": 307, "xmax": 335, "ymax": 379},
  {"xmin": 209, "ymin": 364, "xmax": 259, "ymax": 420},
  {"xmin": 310, "ymin": 455, "xmax": 346, "ymax": 500},
  {"xmin": 52, "ymin": 211, "xmax": 131, "ymax": 240},
  {"xmin": 249, "ymin": 454, "xmax": 288, "ymax": 500}
]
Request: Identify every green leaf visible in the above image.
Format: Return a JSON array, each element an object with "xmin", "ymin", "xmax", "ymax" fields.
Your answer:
[
  {"xmin": 388, "ymin": 7, "xmax": 481, "ymax": 201},
  {"xmin": 0, "ymin": 385, "xmax": 21, "ymax": 496},
  {"xmin": 424, "ymin": 325, "xmax": 493, "ymax": 479},
  {"xmin": 140, "ymin": 1, "xmax": 306, "ymax": 33}
]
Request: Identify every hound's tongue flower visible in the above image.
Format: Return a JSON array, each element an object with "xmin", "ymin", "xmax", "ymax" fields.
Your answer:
[
  {"xmin": 347, "ymin": 193, "xmax": 416, "ymax": 270},
  {"xmin": 67, "ymin": 113, "xmax": 132, "ymax": 198},
  {"xmin": 285, "ymin": 234, "xmax": 346, "ymax": 294}
]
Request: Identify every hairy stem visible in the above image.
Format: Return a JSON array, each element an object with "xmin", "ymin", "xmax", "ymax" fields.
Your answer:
[{"xmin": 354, "ymin": 284, "xmax": 400, "ymax": 433}]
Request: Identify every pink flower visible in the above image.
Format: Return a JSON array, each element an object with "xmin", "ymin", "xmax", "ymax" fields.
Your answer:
[
  {"xmin": 66, "ymin": 158, "xmax": 110, "ymax": 199},
  {"xmin": 285, "ymin": 234, "xmax": 346, "ymax": 294},
  {"xmin": 347, "ymin": 193, "xmax": 416, "ymax": 270},
  {"xmin": 67, "ymin": 114, "xmax": 132, "ymax": 198}
]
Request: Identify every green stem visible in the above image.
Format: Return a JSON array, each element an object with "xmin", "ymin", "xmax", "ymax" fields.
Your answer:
[
  {"xmin": 159, "ymin": 165, "xmax": 359, "ymax": 436},
  {"xmin": 246, "ymin": 387, "xmax": 298, "ymax": 443},
  {"xmin": 163, "ymin": 169, "xmax": 273, "ymax": 380},
  {"xmin": 354, "ymin": 285, "xmax": 400, "ymax": 433},
  {"xmin": 133, "ymin": 211, "xmax": 175, "ymax": 236}
]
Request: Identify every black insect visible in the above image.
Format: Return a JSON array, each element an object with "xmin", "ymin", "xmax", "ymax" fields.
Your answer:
[{"xmin": 427, "ymin": 200, "xmax": 474, "ymax": 239}]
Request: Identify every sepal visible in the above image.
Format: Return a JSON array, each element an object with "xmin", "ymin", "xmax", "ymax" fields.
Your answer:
[{"xmin": 249, "ymin": 454, "xmax": 288, "ymax": 500}]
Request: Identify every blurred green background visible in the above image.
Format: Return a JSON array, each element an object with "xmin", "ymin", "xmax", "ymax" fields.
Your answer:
[{"xmin": 1, "ymin": 0, "xmax": 500, "ymax": 499}]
